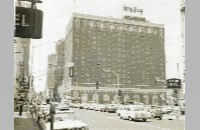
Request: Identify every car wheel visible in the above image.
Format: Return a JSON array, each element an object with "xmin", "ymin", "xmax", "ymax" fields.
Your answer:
[
  {"xmin": 129, "ymin": 116, "xmax": 133, "ymax": 121},
  {"xmin": 159, "ymin": 117, "xmax": 162, "ymax": 120},
  {"xmin": 118, "ymin": 114, "xmax": 120, "ymax": 116},
  {"xmin": 143, "ymin": 119, "xmax": 147, "ymax": 122}
]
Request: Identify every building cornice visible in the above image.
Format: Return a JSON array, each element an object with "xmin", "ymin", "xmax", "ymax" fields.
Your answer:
[{"xmin": 73, "ymin": 13, "xmax": 164, "ymax": 28}]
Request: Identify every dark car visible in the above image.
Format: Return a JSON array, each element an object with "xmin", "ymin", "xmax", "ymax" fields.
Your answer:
[{"xmin": 151, "ymin": 106, "xmax": 163, "ymax": 120}]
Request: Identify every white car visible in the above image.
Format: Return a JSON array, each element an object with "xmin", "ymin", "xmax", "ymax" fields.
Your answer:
[
  {"xmin": 57, "ymin": 104, "xmax": 70, "ymax": 111},
  {"xmin": 120, "ymin": 106, "xmax": 151, "ymax": 121},
  {"xmin": 40, "ymin": 110, "xmax": 89, "ymax": 130},
  {"xmin": 87, "ymin": 104, "xmax": 97, "ymax": 110},
  {"xmin": 116, "ymin": 105, "xmax": 128, "ymax": 116},
  {"xmin": 163, "ymin": 112, "xmax": 179, "ymax": 120},
  {"xmin": 162, "ymin": 106, "xmax": 173, "ymax": 114},
  {"xmin": 94, "ymin": 104, "xmax": 106, "ymax": 111}
]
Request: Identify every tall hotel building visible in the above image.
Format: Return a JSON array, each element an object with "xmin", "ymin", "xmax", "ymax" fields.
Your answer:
[{"xmin": 64, "ymin": 13, "xmax": 166, "ymax": 105}]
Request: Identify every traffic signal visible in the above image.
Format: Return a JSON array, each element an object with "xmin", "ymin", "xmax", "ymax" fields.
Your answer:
[
  {"xmin": 118, "ymin": 90, "xmax": 122, "ymax": 96},
  {"xmin": 96, "ymin": 81, "xmax": 99, "ymax": 89},
  {"xmin": 69, "ymin": 66, "xmax": 74, "ymax": 77}
]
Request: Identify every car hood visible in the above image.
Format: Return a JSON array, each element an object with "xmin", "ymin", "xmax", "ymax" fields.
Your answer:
[
  {"xmin": 45, "ymin": 119, "xmax": 88, "ymax": 129},
  {"xmin": 130, "ymin": 110, "xmax": 150, "ymax": 114}
]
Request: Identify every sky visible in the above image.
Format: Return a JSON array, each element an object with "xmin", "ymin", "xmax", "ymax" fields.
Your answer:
[{"xmin": 31, "ymin": 0, "xmax": 183, "ymax": 92}]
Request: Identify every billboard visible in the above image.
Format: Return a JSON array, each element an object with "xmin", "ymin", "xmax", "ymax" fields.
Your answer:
[
  {"xmin": 167, "ymin": 78, "xmax": 181, "ymax": 89},
  {"xmin": 15, "ymin": 7, "xmax": 43, "ymax": 39}
]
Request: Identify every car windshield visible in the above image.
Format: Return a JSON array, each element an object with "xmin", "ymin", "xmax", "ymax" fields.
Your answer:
[
  {"xmin": 130, "ymin": 107, "xmax": 142, "ymax": 111},
  {"xmin": 54, "ymin": 112, "xmax": 75, "ymax": 121}
]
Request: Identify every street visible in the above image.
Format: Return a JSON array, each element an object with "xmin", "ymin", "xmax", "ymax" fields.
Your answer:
[{"xmin": 71, "ymin": 108, "xmax": 185, "ymax": 130}]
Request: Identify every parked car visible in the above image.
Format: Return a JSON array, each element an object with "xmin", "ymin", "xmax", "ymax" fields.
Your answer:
[
  {"xmin": 57, "ymin": 103, "xmax": 70, "ymax": 111},
  {"xmin": 73, "ymin": 103, "xmax": 82, "ymax": 108},
  {"xmin": 39, "ymin": 110, "xmax": 89, "ymax": 130},
  {"xmin": 120, "ymin": 106, "xmax": 151, "ymax": 121},
  {"xmin": 105, "ymin": 104, "xmax": 119, "ymax": 113},
  {"xmin": 81, "ymin": 103, "xmax": 91, "ymax": 109},
  {"xmin": 162, "ymin": 106, "xmax": 173, "ymax": 114},
  {"xmin": 180, "ymin": 106, "xmax": 185, "ymax": 115},
  {"xmin": 94, "ymin": 104, "xmax": 106, "ymax": 111},
  {"xmin": 150, "ymin": 106, "xmax": 163, "ymax": 120},
  {"xmin": 99, "ymin": 105, "xmax": 108, "ymax": 112},
  {"xmin": 163, "ymin": 112, "xmax": 179, "ymax": 120},
  {"xmin": 116, "ymin": 105, "xmax": 128, "ymax": 116},
  {"xmin": 87, "ymin": 104, "xmax": 97, "ymax": 110}
]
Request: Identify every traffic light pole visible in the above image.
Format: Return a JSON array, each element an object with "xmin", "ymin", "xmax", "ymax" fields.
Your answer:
[
  {"xmin": 50, "ymin": 102, "xmax": 56, "ymax": 130},
  {"xmin": 116, "ymin": 74, "xmax": 120, "ymax": 104},
  {"xmin": 109, "ymin": 71, "xmax": 120, "ymax": 104}
]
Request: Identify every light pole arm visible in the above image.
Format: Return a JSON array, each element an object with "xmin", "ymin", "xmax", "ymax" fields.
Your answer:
[{"xmin": 110, "ymin": 71, "xmax": 119, "ymax": 86}]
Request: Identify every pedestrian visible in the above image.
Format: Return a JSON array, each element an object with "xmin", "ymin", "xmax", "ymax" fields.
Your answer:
[
  {"xmin": 30, "ymin": 105, "xmax": 37, "ymax": 127},
  {"xmin": 18, "ymin": 103, "xmax": 23, "ymax": 116}
]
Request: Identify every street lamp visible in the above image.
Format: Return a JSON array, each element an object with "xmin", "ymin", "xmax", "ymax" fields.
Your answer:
[
  {"xmin": 104, "ymin": 69, "xmax": 121, "ymax": 104},
  {"xmin": 104, "ymin": 69, "xmax": 120, "ymax": 89}
]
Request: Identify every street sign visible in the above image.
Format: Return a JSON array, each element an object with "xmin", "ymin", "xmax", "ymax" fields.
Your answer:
[
  {"xmin": 167, "ymin": 78, "xmax": 181, "ymax": 89},
  {"xmin": 118, "ymin": 90, "xmax": 122, "ymax": 96},
  {"xmin": 15, "ymin": 7, "xmax": 43, "ymax": 39}
]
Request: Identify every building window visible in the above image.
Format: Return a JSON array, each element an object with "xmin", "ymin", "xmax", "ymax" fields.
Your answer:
[
  {"xmin": 104, "ymin": 23, "xmax": 110, "ymax": 29},
  {"xmin": 114, "ymin": 24, "xmax": 118, "ymax": 30},
  {"xmin": 138, "ymin": 26, "xmax": 142, "ymax": 33},
  {"xmin": 124, "ymin": 25, "xmax": 129, "ymax": 31},
  {"xmin": 122, "ymin": 74, "xmax": 126, "ymax": 78},
  {"xmin": 147, "ymin": 27, "xmax": 153, "ymax": 34},
  {"xmin": 117, "ymin": 69, "xmax": 121, "ymax": 73},
  {"xmin": 122, "ymin": 64, "xmax": 126, "ymax": 67},
  {"xmin": 81, "ymin": 20, "xmax": 87, "ymax": 27},
  {"xmin": 100, "ymin": 23, "xmax": 104, "ymax": 29},
  {"xmin": 75, "ymin": 18, "xmax": 80, "ymax": 28},
  {"xmin": 112, "ymin": 79, "xmax": 117, "ymax": 83},
  {"xmin": 75, "ymin": 39, "xmax": 79, "ymax": 43},
  {"xmin": 102, "ymin": 73, "xmax": 106, "ymax": 77},
  {"xmin": 90, "ymin": 21, "xmax": 94, "ymax": 28},
  {"xmin": 141, "ymin": 26, "xmax": 146, "ymax": 33},
  {"xmin": 152, "ymin": 95, "xmax": 159, "ymax": 105},
  {"xmin": 127, "ymin": 80, "xmax": 131, "ymax": 83},
  {"xmin": 97, "ymin": 52, "xmax": 101, "ymax": 55},
  {"xmin": 159, "ymin": 29, "xmax": 164, "ymax": 37},
  {"xmin": 110, "ymin": 24, "xmax": 114, "ymax": 30},
  {"xmin": 117, "ymin": 53, "xmax": 121, "ymax": 57},
  {"xmin": 102, "ymin": 57, "xmax": 106, "ymax": 61},
  {"xmin": 107, "ymin": 79, "xmax": 111, "ymax": 82},
  {"xmin": 92, "ymin": 36, "xmax": 96, "ymax": 40},
  {"xmin": 129, "ymin": 26, "xmax": 133, "ymax": 32},
  {"xmin": 122, "ymin": 69, "xmax": 126, "ymax": 73},
  {"xmin": 97, "ymin": 47, "xmax": 101, "ymax": 50},
  {"xmin": 154, "ymin": 28, "xmax": 158, "ymax": 35},
  {"xmin": 94, "ymin": 22, "xmax": 100, "ymax": 29},
  {"xmin": 112, "ymin": 63, "xmax": 116, "ymax": 67},
  {"xmin": 81, "ymin": 56, "xmax": 85, "ymax": 59},
  {"xmin": 133, "ymin": 26, "xmax": 138, "ymax": 32}
]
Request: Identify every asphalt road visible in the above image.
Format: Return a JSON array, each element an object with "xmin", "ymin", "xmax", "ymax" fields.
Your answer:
[{"xmin": 71, "ymin": 108, "xmax": 185, "ymax": 130}]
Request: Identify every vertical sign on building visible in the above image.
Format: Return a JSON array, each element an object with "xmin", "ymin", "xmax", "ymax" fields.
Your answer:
[{"xmin": 15, "ymin": 7, "xmax": 43, "ymax": 39}]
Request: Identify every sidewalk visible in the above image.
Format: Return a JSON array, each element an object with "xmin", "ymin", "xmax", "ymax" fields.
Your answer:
[
  {"xmin": 178, "ymin": 115, "xmax": 185, "ymax": 120},
  {"xmin": 14, "ymin": 112, "xmax": 40, "ymax": 130}
]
